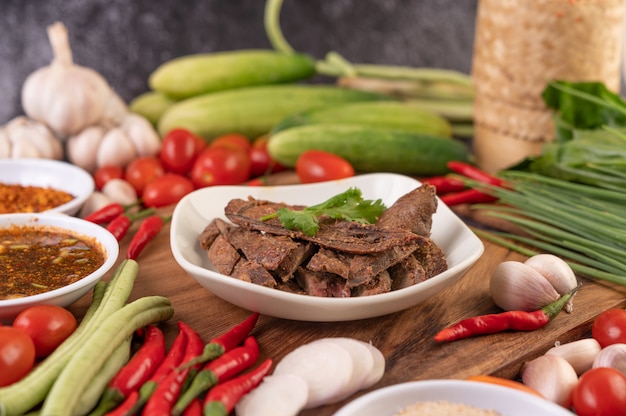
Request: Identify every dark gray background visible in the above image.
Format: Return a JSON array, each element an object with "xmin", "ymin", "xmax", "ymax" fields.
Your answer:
[{"xmin": 0, "ymin": 0, "xmax": 478, "ymax": 123}]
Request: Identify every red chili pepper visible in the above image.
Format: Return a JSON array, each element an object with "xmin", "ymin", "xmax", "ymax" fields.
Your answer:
[
  {"xmin": 439, "ymin": 188, "xmax": 497, "ymax": 206},
  {"xmin": 106, "ymin": 208, "xmax": 156, "ymax": 242},
  {"xmin": 421, "ymin": 176, "xmax": 466, "ymax": 194},
  {"xmin": 184, "ymin": 312, "xmax": 260, "ymax": 369},
  {"xmin": 434, "ymin": 290, "xmax": 576, "ymax": 342},
  {"xmin": 91, "ymin": 325, "xmax": 166, "ymax": 415},
  {"xmin": 202, "ymin": 358, "xmax": 273, "ymax": 416},
  {"xmin": 126, "ymin": 215, "xmax": 171, "ymax": 260},
  {"xmin": 447, "ymin": 161, "xmax": 506, "ymax": 187},
  {"xmin": 142, "ymin": 322, "xmax": 206, "ymax": 416},
  {"xmin": 181, "ymin": 398, "xmax": 202, "ymax": 416},
  {"xmin": 84, "ymin": 203, "xmax": 125, "ymax": 224},
  {"xmin": 172, "ymin": 337, "xmax": 260, "ymax": 415},
  {"xmin": 130, "ymin": 321, "xmax": 189, "ymax": 415},
  {"xmin": 103, "ymin": 390, "xmax": 139, "ymax": 416}
]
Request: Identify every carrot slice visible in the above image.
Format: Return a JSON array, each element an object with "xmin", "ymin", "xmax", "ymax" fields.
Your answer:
[{"xmin": 466, "ymin": 375, "xmax": 544, "ymax": 398}]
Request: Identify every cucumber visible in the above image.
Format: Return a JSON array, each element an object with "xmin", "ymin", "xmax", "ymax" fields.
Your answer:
[
  {"xmin": 271, "ymin": 101, "xmax": 452, "ymax": 138},
  {"xmin": 149, "ymin": 49, "xmax": 316, "ymax": 99},
  {"xmin": 129, "ymin": 91, "xmax": 177, "ymax": 126},
  {"xmin": 157, "ymin": 85, "xmax": 392, "ymax": 142},
  {"xmin": 267, "ymin": 124, "xmax": 470, "ymax": 176}
]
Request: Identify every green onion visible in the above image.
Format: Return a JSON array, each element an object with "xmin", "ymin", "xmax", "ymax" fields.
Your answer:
[{"xmin": 459, "ymin": 171, "xmax": 626, "ymax": 286}]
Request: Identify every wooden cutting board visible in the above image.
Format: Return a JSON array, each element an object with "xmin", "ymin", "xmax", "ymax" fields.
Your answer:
[{"xmin": 67, "ymin": 192, "xmax": 626, "ymax": 416}]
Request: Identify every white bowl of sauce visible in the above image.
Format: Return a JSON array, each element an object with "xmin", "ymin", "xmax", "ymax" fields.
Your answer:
[
  {"xmin": 0, "ymin": 158, "xmax": 94, "ymax": 216},
  {"xmin": 0, "ymin": 213, "xmax": 119, "ymax": 322}
]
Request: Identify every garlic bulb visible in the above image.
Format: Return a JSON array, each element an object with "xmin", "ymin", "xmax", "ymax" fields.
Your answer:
[
  {"xmin": 21, "ymin": 22, "xmax": 115, "ymax": 137},
  {"xmin": 490, "ymin": 261, "xmax": 560, "ymax": 311},
  {"xmin": 0, "ymin": 116, "xmax": 63, "ymax": 160},
  {"xmin": 521, "ymin": 354, "xmax": 578, "ymax": 408},
  {"xmin": 592, "ymin": 343, "xmax": 626, "ymax": 376},
  {"xmin": 545, "ymin": 338, "xmax": 601, "ymax": 375}
]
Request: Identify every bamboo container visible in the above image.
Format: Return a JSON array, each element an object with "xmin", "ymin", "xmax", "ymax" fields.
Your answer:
[{"xmin": 472, "ymin": 0, "xmax": 625, "ymax": 173}]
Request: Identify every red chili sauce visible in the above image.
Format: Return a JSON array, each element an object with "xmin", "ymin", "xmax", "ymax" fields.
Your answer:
[{"xmin": 0, "ymin": 225, "xmax": 105, "ymax": 299}]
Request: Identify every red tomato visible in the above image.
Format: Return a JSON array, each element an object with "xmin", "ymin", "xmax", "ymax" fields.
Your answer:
[
  {"xmin": 142, "ymin": 173, "xmax": 195, "ymax": 208},
  {"xmin": 124, "ymin": 157, "xmax": 165, "ymax": 196},
  {"xmin": 210, "ymin": 133, "xmax": 251, "ymax": 153},
  {"xmin": 573, "ymin": 367, "xmax": 626, "ymax": 416},
  {"xmin": 159, "ymin": 128, "xmax": 206, "ymax": 175},
  {"xmin": 190, "ymin": 146, "xmax": 251, "ymax": 188},
  {"xmin": 12, "ymin": 305, "xmax": 77, "ymax": 358},
  {"xmin": 0, "ymin": 327, "xmax": 36, "ymax": 387},
  {"xmin": 592, "ymin": 308, "xmax": 626, "ymax": 348},
  {"xmin": 94, "ymin": 165, "xmax": 124, "ymax": 191},
  {"xmin": 249, "ymin": 136, "xmax": 286, "ymax": 177},
  {"xmin": 295, "ymin": 150, "xmax": 355, "ymax": 184}
]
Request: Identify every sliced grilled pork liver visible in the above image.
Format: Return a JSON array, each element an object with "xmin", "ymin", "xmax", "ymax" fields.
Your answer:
[
  {"xmin": 376, "ymin": 183, "xmax": 438, "ymax": 237},
  {"xmin": 224, "ymin": 197, "xmax": 421, "ymax": 254}
]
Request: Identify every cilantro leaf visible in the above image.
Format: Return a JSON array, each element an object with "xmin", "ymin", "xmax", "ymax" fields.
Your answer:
[{"xmin": 260, "ymin": 187, "xmax": 387, "ymax": 236}]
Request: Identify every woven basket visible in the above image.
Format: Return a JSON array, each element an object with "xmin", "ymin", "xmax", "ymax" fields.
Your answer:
[{"xmin": 472, "ymin": 0, "xmax": 625, "ymax": 172}]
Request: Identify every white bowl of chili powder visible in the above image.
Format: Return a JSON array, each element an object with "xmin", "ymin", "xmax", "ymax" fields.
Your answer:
[
  {"xmin": 0, "ymin": 158, "xmax": 94, "ymax": 216},
  {"xmin": 0, "ymin": 212, "xmax": 119, "ymax": 322}
]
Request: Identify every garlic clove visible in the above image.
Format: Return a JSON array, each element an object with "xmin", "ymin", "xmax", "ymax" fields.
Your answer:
[
  {"xmin": 521, "ymin": 354, "xmax": 578, "ymax": 408},
  {"xmin": 545, "ymin": 338, "xmax": 601, "ymax": 375},
  {"xmin": 78, "ymin": 191, "xmax": 114, "ymax": 219},
  {"xmin": 524, "ymin": 254, "xmax": 577, "ymax": 296},
  {"xmin": 67, "ymin": 126, "xmax": 107, "ymax": 173},
  {"xmin": 490, "ymin": 261, "xmax": 560, "ymax": 312},
  {"xmin": 592, "ymin": 343, "xmax": 626, "ymax": 376},
  {"xmin": 120, "ymin": 113, "xmax": 161, "ymax": 158},
  {"xmin": 96, "ymin": 128, "xmax": 138, "ymax": 170},
  {"xmin": 525, "ymin": 254, "xmax": 579, "ymax": 313},
  {"xmin": 101, "ymin": 178, "xmax": 138, "ymax": 206}
]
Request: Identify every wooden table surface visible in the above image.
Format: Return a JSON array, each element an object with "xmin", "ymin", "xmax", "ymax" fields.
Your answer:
[{"xmin": 68, "ymin": 198, "xmax": 626, "ymax": 416}]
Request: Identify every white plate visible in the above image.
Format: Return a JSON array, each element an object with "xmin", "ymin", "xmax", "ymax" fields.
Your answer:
[
  {"xmin": 170, "ymin": 173, "xmax": 484, "ymax": 321},
  {"xmin": 334, "ymin": 379, "xmax": 574, "ymax": 416},
  {"xmin": 0, "ymin": 158, "xmax": 94, "ymax": 216},
  {"xmin": 0, "ymin": 213, "xmax": 119, "ymax": 322}
]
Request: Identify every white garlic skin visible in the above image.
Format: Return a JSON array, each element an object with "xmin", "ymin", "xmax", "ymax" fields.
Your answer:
[
  {"xmin": 490, "ymin": 261, "xmax": 560, "ymax": 312},
  {"xmin": 521, "ymin": 354, "xmax": 578, "ymax": 408},
  {"xmin": 545, "ymin": 338, "xmax": 601, "ymax": 375},
  {"xmin": 525, "ymin": 254, "xmax": 577, "ymax": 295},
  {"xmin": 592, "ymin": 343, "xmax": 626, "ymax": 376},
  {"xmin": 66, "ymin": 126, "xmax": 107, "ymax": 173}
]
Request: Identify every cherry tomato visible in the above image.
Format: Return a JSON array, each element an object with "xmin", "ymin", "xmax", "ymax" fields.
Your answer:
[
  {"xmin": 124, "ymin": 157, "xmax": 165, "ymax": 196},
  {"xmin": 592, "ymin": 308, "xmax": 626, "ymax": 348},
  {"xmin": 159, "ymin": 128, "xmax": 206, "ymax": 175},
  {"xmin": 210, "ymin": 133, "xmax": 251, "ymax": 153},
  {"xmin": 94, "ymin": 165, "xmax": 124, "ymax": 191},
  {"xmin": 12, "ymin": 305, "xmax": 77, "ymax": 358},
  {"xmin": 142, "ymin": 173, "xmax": 195, "ymax": 208},
  {"xmin": 0, "ymin": 326, "xmax": 36, "ymax": 387},
  {"xmin": 573, "ymin": 367, "xmax": 626, "ymax": 416},
  {"xmin": 249, "ymin": 136, "xmax": 286, "ymax": 177},
  {"xmin": 190, "ymin": 146, "xmax": 251, "ymax": 188},
  {"xmin": 295, "ymin": 150, "xmax": 355, "ymax": 184}
]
